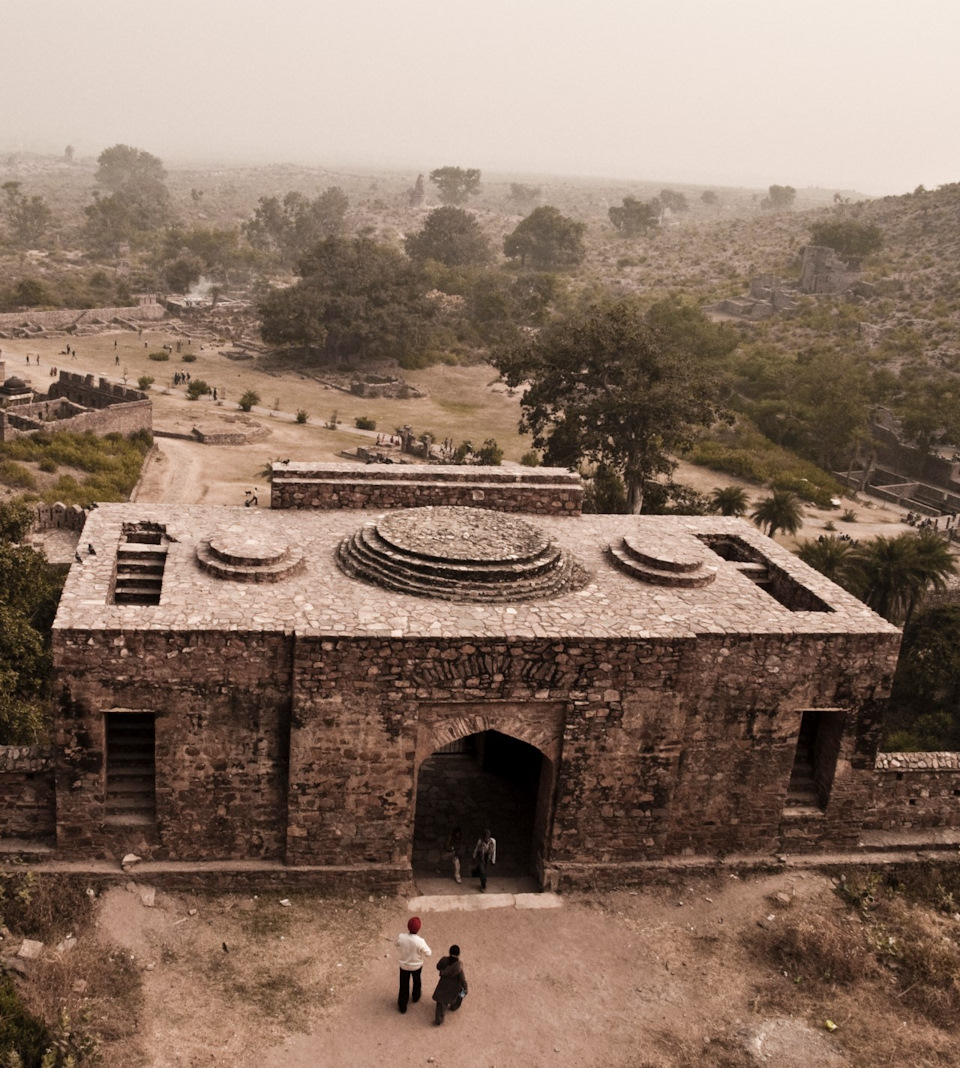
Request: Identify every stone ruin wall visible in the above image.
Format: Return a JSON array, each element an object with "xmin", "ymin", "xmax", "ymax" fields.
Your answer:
[
  {"xmin": 53, "ymin": 629, "xmax": 293, "ymax": 863},
  {"xmin": 0, "ymin": 297, "xmax": 165, "ymax": 336},
  {"xmin": 0, "ymin": 373, "xmax": 152, "ymax": 442},
  {"xmin": 0, "ymin": 746, "xmax": 56, "ymax": 840},
  {"xmin": 270, "ymin": 464, "xmax": 584, "ymax": 516},
  {"xmin": 864, "ymin": 753, "xmax": 960, "ymax": 832},
  {"xmin": 51, "ymin": 622, "xmax": 905, "ymax": 886}
]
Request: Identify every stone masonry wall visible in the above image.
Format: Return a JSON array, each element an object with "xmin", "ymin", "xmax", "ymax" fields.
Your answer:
[
  {"xmin": 284, "ymin": 630, "xmax": 899, "ymax": 884},
  {"xmin": 864, "ymin": 752, "xmax": 960, "ymax": 831},
  {"xmin": 0, "ymin": 746, "xmax": 56, "ymax": 839},
  {"xmin": 271, "ymin": 464, "xmax": 583, "ymax": 516},
  {"xmin": 0, "ymin": 301, "xmax": 165, "ymax": 335},
  {"xmin": 53, "ymin": 629, "xmax": 293, "ymax": 862}
]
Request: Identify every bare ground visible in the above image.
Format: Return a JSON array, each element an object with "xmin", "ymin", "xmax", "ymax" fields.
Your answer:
[{"xmin": 92, "ymin": 871, "xmax": 877, "ymax": 1068}]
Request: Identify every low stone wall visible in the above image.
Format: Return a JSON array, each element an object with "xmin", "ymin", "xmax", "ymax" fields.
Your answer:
[
  {"xmin": 0, "ymin": 746, "xmax": 56, "ymax": 839},
  {"xmin": 32, "ymin": 501, "xmax": 87, "ymax": 533},
  {"xmin": 865, "ymin": 752, "xmax": 960, "ymax": 831},
  {"xmin": 270, "ymin": 463, "xmax": 584, "ymax": 516},
  {"xmin": 0, "ymin": 300, "xmax": 165, "ymax": 336}
]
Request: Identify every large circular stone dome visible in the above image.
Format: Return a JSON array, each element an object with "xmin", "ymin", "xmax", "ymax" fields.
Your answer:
[{"xmin": 337, "ymin": 506, "xmax": 586, "ymax": 602}]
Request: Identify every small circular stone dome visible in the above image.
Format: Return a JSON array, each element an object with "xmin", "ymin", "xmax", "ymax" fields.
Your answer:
[
  {"xmin": 337, "ymin": 505, "xmax": 586, "ymax": 602},
  {"xmin": 196, "ymin": 525, "xmax": 304, "ymax": 583},
  {"xmin": 2, "ymin": 376, "xmax": 29, "ymax": 392},
  {"xmin": 607, "ymin": 531, "xmax": 716, "ymax": 588}
]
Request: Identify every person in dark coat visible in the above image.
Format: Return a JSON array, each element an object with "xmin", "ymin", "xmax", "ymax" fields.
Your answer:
[{"xmin": 432, "ymin": 944, "xmax": 467, "ymax": 1025}]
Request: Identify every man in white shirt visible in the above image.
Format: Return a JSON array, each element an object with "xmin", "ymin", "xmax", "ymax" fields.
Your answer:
[
  {"xmin": 472, "ymin": 828, "xmax": 496, "ymax": 892},
  {"xmin": 396, "ymin": 915, "xmax": 431, "ymax": 1013}
]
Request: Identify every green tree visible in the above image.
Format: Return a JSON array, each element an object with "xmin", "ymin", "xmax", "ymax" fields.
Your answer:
[
  {"xmin": 503, "ymin": 206, "xmax": 586, "ymax": 270},
  {"xmin": 608, "ymin": 196, "xmax": 658, "ymax": 237},
  {"xmin": 761, "ymin": 184, "xmax": 797, "ymax": 211},
  {"xmin": 258, "ymin": 236, "xmax": 436, "ymax": 366},
  {"xmin": 710, "ymin": 485, "xmax": 749, "ymax": 516},
  {"xmin": 0, "ymin": 499, "xmax": 34, "ymax": 542},
  {"xmin": 475, "ymin": 438, "xmax": 503, "ymax": 465},
  {"xmin": 885, "ymin": 604, "xmax": 960, "ymax": 750},
  {"xmin": 84, "ymin": 144, "xmax": 171, "ymax": 248},
  {"xmin": 94, "ymin": 143, "xmax": 166, "ymax": 191},
  {"xmin": 493, "ymin": 297, "xmax": 720, "ymax": 512},
  {"xmin": 465, "ymin": 270, "xmax": 561, "ymax": 345},
  {"xmin": 404, "ymin": 207, "xmax": 491, "ymax": 267},
  {"xmin": 808, "ymin": 220, "xmax": 883, "ymax": 259},
  {"xmin": 508, "ymin": 183, "xmax": 542, "ymax": 207},
  {"xmin": 164, "ymin": 254, "xmax": 205, "ymax": 294},
  {"xmin": 701, "ymin": 190, "xmax": 719, "ymax": 206},
  {"xmin": 851, "ymin": 530, "xmax": 956, "ymax": 624},
  {"xmin": 428, "ymin": 167, "xmax": 481, "ymax": 206},
  {"xmin": 659, "ymin": 189, "xmax": 689, "ymax": 213},
  {"xmin": 750, "ymin": 489, "xmax": 805, "ymax": 539},
  {"xmin": 1, "ymin": 182, "xmax": 54, "ymax": 247},
  {"xmin": 796, "ymin": 535, "xmax": 857, "ymax": 584},
  {"xmin": 244, "ymin": 187, "xmax": 348, "ymax": 266},
  {"xmin": 158, "ymin": 226, "xmax": 250, "ymax": 285}
]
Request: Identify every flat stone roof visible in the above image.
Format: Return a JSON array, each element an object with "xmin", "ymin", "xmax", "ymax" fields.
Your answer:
[{"xmin": 54, "ymin": 505, "xmax": 900, "ymax": 640}]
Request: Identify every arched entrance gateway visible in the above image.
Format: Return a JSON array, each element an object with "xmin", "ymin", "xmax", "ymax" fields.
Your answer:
[{"xmin": 412, "ymin": 704, "xmax": 565, "ymax": 889}]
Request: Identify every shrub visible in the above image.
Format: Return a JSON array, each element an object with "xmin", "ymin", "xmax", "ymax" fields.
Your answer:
[
  {"xmin": 0, "ymin": 499, "xmax": 35, "ymax": 542},
  {"xmin": 841, "ymin": 508, "xmax": 857, "ymax": 523},
  {"xmin": 355, "ymin": 416, "xmax": 376, "ymax": 431},
  {"xmin": 0, "ymin": 461, "xmax": 37, "ymax": 491},
  {"xmin": 181, "ymin": 353, "xmax": 197, "ymax": 363},
  {"xmin": 295, "ymin": 409, "xmax": 309, "ymax": 424},
  {"xmin": 137, "ymin": 375, "xmax": 154, "ymax": 392},
  {"xmin": 475, "ymin": 438, "xmax": 503, "ymax": 466},
  {"xmin": 186, "ymin": 379, "xmax": 211, "ymax": 401},
  {"xmin": 238, "ymin": 390, "xmax": 260, "ymax": 412},
  {"xmin": 147, "ymin": 351, "xmax": 169, "ymax": 362},
  {"xmin": 38, "ymin": 458, "xmax": 57, "ymax": 473},
  {"xmin": 520, "ymin": 450, "xmax": 541, "ymax": 467}
]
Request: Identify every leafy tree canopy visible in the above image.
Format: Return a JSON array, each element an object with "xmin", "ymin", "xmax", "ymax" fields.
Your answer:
[
  {"xmin": 762, "ymin": 184, "xmax": 796, "ymax": 211},
  {"xmin": 508, "ymin": 183, "xmax": 542, "ymax": 207},
  {"xmin": 244, "ymin": 187, "xmax": 348, "ymax": 267},
  {"xmin": 404, "ymin": 206, "xmax": 491, "ymax": 267},
  {"xmin": 751, "ymin": 489, "xmax": 805, "ymax": 539},
  {"xmin": 95, "ymin": 144, "xmax": 166, "ymax": 191},
  {"xmin": 429, "ymin": 167, "xmax": 482, "ymax": 206},
  {"xmin": 808, "ymin": 220, "xmax": 883, "ymax": 259},
  {"xmin": 1, "ymin": 182, "xmax": 54, "ymax": 248},
  {"xmin": 659, "ymin": 189, "xmax": 689, "ymax": 213},
  {"xmin": 503, "ymin": 206, "xmax": 586, "ymax": 270},
  {"xmin": 608, "ymin": 196, "xmax": 658, "ymax": 237},
  {"xmin": 259, "ymin": 236, "xmax": 435, "ymax": 366},
  {"xmin": 493, "ymin": 297, "xmax": 722, "ymax": 512}
]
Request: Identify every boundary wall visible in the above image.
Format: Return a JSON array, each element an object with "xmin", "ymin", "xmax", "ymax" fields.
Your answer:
[
  {"xmin": 270, "ymin": 463, "xmax": 584, "ymax": 516},
  {"xmin": 0, "ymin": 746, "xmax": 56, "ymax": 839},
  {"xmin": 865, "ymin": 752, "xmax": 960, "ymax": 831},
  {"xmin": 0, "ymin": 297, "xmax": 164, "ymax": 335}
]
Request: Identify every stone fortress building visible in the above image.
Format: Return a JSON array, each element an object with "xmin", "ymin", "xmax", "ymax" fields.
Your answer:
[{"xmin": 3, "ymin": 465, "xmax": 958, "ymax": 891}]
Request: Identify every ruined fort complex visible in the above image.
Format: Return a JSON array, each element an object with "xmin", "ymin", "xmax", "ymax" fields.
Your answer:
[{"xmin": 2, "ymin": 466, "xmax": 958, "ymax": 892}]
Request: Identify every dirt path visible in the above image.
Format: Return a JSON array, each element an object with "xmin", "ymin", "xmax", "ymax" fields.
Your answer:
[{"xmin": 95, "ymin": 872, "xmax": 855, "ymax": 1068}]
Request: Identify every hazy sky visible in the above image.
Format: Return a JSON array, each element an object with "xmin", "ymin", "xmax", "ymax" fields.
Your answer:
[{"xmin": 4, "ymin": 0, "xmax": 958, "ymax": 194}]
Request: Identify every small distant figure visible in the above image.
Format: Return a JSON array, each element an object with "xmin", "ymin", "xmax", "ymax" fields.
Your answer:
[
  {"xmin": 396, "ymin": 916, "xmax": 431, "ymax": 1014},
  {"xmin": 443, "ymin": 826, "xmax": 463, "ymax": 884},
  {"xmin": 472, "ymin": 829, "xmax": 496, "ymax": 893},
  {"xmin": 244, "ymin": 489, "xmax": 258, "ymax": 508},
  {"xmin": 213, "ymin": 388, "xmax": 217, "ymax": 401},
  {"xmin": 87, "ymin": 543, "xmax": 96, "ymax": 555},
  {"xmin": 74, "ymin": 551, "xmax": 83, "ymax": 563},
  {"xmin": 114, "ymin": 339, "xmax": 118, "ymax": 349},
  {"xmin": 36, "ymin": 354, "xmax": 41, "ymax": 364},
  {"xmin": 115, "ymin": 355, "xmax": 120, "ymax": 366},
  {"xmin": 432, "ymin": 945, "xmax": 467, "ymax": 1025}
]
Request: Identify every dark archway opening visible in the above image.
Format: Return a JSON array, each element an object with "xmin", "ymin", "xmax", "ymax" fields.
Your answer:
[{"xmin": 412, "ymin": 730, "xmax": 550, "ymax": 884}]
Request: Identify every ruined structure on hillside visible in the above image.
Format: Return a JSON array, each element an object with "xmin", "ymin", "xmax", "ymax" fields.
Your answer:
[
  {"xmin": 706, "ymin": 245, "xmax": 874, "ymax": 321},
  {"xmin": 0, "ymin": 364, "xmax": 151, "ymax": 442},
  {"xmin": 2, "ymin": 465, "xmax": 956, "ymax": 891}
]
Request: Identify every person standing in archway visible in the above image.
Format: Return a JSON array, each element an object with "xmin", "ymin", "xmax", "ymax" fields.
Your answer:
[
  {"xmin": 443, "ymin": 826, "xmax": 463, "ymax": 884},
  {"xmin": 472, "ymin": 828, "xmax": 496, "ymax": 893},
  {"xmin": 396, "ymin": 916, "xmax": 431, "ymax": 1014}
]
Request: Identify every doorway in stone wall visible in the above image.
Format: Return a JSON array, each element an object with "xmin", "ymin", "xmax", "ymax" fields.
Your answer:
[{"xmin": 412, "ymin": 730, "xmax": 554, "ymax": 889}]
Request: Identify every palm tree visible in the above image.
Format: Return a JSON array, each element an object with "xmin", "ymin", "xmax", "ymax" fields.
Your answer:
[
  {"xmin": 851, "ymin": 530, "xmax": 957, "ymax": 624},
  {"xmin": 710, "ymin": 485, "xmax": 749, "ymax": 517},
  {"xmin": 750, "ymin": 490, "xmax": 805, "ymax": 540},
  {"xmin": 796, "ymin": 536, "xmax": 857, "ymax": 587}
]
